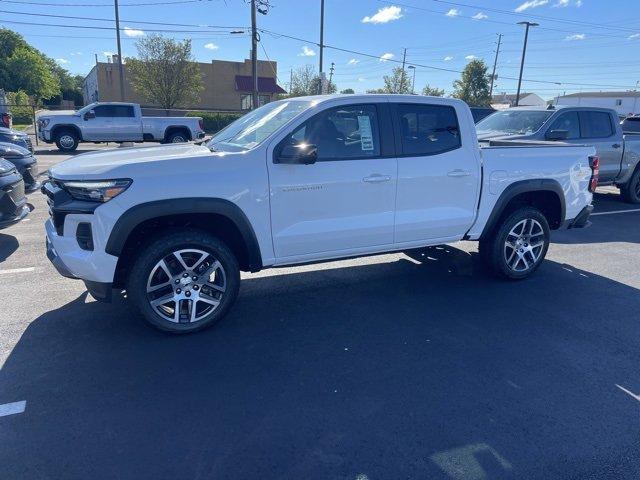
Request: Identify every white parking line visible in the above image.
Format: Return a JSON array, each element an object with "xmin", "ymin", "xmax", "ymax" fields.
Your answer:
[
  {"xmin": 592, "ymin": 208, "xmax": 640, "ymax": 216},
  {"xmin": 0, "ymin": 401, "xmax": 26, "ymax": 417},
  {"xmin": 616, "ymin": 384, "xmax": 640, "ymax": 402},
  {"xmin": 0, "ymin": 267, "xmax": 35, "ymax": 275}
]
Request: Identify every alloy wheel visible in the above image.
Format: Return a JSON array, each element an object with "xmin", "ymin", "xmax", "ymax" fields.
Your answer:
[
  {"xmin": 59, "ymin": 134, "xmax": 75, "ymax": 149},
  {"xmin": 145, "ymin": 248, "xmax": 226, "ymax": 323},
  {"xmin": 503, "ymin": 218, "xmax": 546, "ymax": 272}
]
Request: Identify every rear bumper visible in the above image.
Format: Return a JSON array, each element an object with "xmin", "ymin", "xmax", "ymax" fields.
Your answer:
[{"xmin": 564, "ymin": 204, "xmax": 594, "ymax": 229}]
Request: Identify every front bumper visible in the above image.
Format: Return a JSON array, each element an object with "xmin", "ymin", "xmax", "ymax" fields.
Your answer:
[
  {"xmin": 38, "ymin": 129, "xmax": 52, "ymax": 143},
  {"xmin": 0, "ymin": 204, "xmax": 29, "ymax": 228}
]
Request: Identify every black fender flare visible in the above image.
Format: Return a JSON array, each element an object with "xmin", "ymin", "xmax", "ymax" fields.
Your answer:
[
  {"xmin": 105, "ymin": 198, "xmax": 263, "ymax": 271},
  {"xmin": 163, "ymin": 126, "xmax": 192, "ymax": 141},
  {"xmin": 479, "ymin": 179, "xmax": 566, "ymax": 240},
  {"xmin": 51, "ymin": 124, "xmax": 83, "ymax": 141}
]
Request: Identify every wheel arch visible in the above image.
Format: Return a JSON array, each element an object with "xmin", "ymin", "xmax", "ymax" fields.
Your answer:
[
  {"xmin": 106, "ymin": 198, "xmax": 263, "ymax": 286},
  {"xmin": 479, "ymin": 179, "xmax": 565, "ymax": 240},
  {"xmin": 51, "ymin": 124, "xmax": 83, "ymax": 141},
  {"xmin": 163, "ymin": 126, "xmax": 191, "ymax": 142}
]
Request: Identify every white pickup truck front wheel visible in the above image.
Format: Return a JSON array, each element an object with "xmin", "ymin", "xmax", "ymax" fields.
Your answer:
[
  {"xmin": 126, "ymin": 230, "xmax": 240, "ymax": 333},
  {"xmin": 480, "ymin": 207, "xmax": 550, "ymax": 280}
]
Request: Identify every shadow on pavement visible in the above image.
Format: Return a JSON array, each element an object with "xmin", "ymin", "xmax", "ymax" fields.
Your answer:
[
  {"xmin": 0, "ymin": 233, "xmax": 19, "ymax": 262},
  {"xmin": 1, "ymin": 247, "xmax": 639, "ymax": 479}
]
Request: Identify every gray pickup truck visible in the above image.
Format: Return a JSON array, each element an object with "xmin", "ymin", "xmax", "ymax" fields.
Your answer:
[
  {"xmin": 37, "ymin": 102, "xmax": 205, "ymax": 152},
  {"xmin": 477, "ymin": 106, "xmax": 640, "ymax": 203}
]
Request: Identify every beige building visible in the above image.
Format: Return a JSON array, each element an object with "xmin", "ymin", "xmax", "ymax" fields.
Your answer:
[{"xmin": 82, "ymin": 58, "xmax": 286, "ymax": 111}]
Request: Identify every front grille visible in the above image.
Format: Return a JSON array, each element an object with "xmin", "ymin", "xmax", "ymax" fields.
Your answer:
[
  {"xmin": 24, "ymin": 137, "xmax": 33, "ymax": 153},
  {"xmin": 0, "ymin": 179, "xmax": 26, "ymax": 218}
]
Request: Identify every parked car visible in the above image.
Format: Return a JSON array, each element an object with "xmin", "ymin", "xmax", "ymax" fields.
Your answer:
[
  {"xmin": 0, "ymin": 159, "xmax": 29, "ymax": 229},
  {"xmin": 470, "ymin": 107, "xmax": 496, "ymax": 123},
  {"xmin": 43, "ymin": 94, "xmax": 595, "ymax": 333},
  {"xmin": 0, "ymin": 143, "xmax": 40, "ymax": 192},
  {"xmin": 37, "ymin": 102, "xmax": 205, "ymax": 152},
  {"xmin": 476, "ymin": 106, "xmax": 640, "ymax": 203},
  {"xmin": 0, "ymin": 126, "xmax": 33, "ymax": 153},
  {"xmin": 621, "ymin": 116, "xmax": 640, "ymax": 134}
]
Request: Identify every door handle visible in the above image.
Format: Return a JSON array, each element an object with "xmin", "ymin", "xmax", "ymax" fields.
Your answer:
[
  {"xmin": 447, "ymin": 169, "xmax": 471, "ymax": 177},
  {"xmin": 363, "ymin": 174, "xmax": 391, "ymax": 183},
  {"xmin": 612, "ymin": 143, "xmax": 621, "ymax": 149}
]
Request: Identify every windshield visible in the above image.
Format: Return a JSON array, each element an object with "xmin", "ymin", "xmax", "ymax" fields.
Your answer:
[
  {"xmin": 76, "ymin": 103, "xmax": 98, "ymax": 115},
  {"xmin": 207, "ymin": 100, "xmax": 316, "ymax": 152},
  {"xmin": 476, "ymin": 110, "xmax": 553, "ymax": 135}
]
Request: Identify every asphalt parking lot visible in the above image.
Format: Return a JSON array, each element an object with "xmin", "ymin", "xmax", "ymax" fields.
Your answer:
[{"xmin": 1, "ymin": 143, "xmax": 639, "ymax": 479}]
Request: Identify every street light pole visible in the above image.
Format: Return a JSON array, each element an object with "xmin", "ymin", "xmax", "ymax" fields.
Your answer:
[
  {"xmin": 114, "ymin": 0, "xmax": 125, "ymax": 101},
  {"xmin": 319, "ymin": 0, "xmax": 325, "ymax": 79},
  {"xmin": 515, "ymin": 21, "xmax": 538, "ymax": 107},
  {"xmin": 251, "ymin": 0, "xmax": 258, "ymax": 109},
  {"xmin": 408, "ymin": 65, "xmax": 416, "ymax": 94}
]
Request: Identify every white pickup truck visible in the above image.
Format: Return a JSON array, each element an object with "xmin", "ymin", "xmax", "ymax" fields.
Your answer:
[
  {"xmin": 43, "ymin": 95, "xmax": 596, "ymax": 333},
  {"xmin": 37, "ymin": 102, "xmax": 205, "ymax": 152}
]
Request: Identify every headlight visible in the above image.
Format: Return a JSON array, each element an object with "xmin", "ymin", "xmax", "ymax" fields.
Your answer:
[
  {"xmin": 40, "ymin": 119, "xmax": 50, "ymax": 128},
  {"xmin": 60, "ymin": 179, "xmax": 132, "ymax": 202}
]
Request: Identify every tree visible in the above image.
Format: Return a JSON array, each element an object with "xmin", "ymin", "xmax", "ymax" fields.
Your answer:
[
  {"xmin": 4, "ymin": 47, "xmax": 60, "ymax": 100},
  {"xmin": 452, "ymin": 59, "xmax": 491, "ymax": 106},
  {"xmin": 288, "ymin": 65, "xmax": 336, "ymax": 97},
  {"xmin": 422, "ymin": 84, "xmax": 445, "ymax": 97},
  {"xmin": 367, "ymin": 67, "xmax": 411, "ymax": 94},
  {"xmin": 126, "ymin": 35, "xmax": 203, "ymax": 109},
  {"xmin": 340, "ymin": 88, "xmax": 355, "ymax": 94}
]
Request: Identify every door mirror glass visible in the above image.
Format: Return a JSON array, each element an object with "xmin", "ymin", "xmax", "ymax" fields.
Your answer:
[
  {"xmin": 277, "ymin": 143, "xmax": 318, "ymax": 164},
  {"xmin": 546, "ymin": 129, "xmax": 568, "ymax": 141},
  {"xmin": 84, "ymin": 111, "xmax": 96, "ymax": 120}
]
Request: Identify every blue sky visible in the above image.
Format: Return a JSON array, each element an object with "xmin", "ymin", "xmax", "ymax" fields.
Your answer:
[{"xmin": 2, "ymin": 0, "xmax": 640, "ymax": 99}]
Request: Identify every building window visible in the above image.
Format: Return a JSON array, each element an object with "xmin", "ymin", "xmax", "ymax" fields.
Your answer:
[{"xmin": 241, "ymin": 94, "xmax": 272, "ymax": 110}]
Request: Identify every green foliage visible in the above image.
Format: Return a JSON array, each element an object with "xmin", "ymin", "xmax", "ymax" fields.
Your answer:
[
  {"xmin": 6, "ymin": 91, "xmax": 33, "ymax": 124},
  {"xmin": 452, "ymin": 59, "xmax": 491, "ymax": 107},
  {"xmin": 127, "ymin": 35, "xmax": 204, "ymax": 109},
  {"xmin": 186, "ymin": 111, "xmax": 242, "ymax": 133},
  {"xmin": 367, "ymin": 67, "xmax": 412, "ymax": 94},
  {"xmin": 287, "ymin": 65, "xmax": 336, "ymax": 97},
  {"xmin": 340, "ymin": 88, "xmax": 355, "ymax": 94},
  {"xmin": 422, "ymin": 84, "xmax": 445, "ymax": 97},
  {"xmin": 3, "ymin": 45, "xmax": 60, "ymax": 100}
]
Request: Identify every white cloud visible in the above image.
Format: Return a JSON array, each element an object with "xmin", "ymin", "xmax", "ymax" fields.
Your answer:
[
  {"xmin": 472, "ymin": 12, "xmax": 488, "ymax": 20},
  {"xmin": 515, "ymin": 0, "xmax": 548, "ymax": 12},
  {"xmin": 444, "ymin": 56, "xmax": 454, "ymax": 61},
  {"xmin": 358, "ymin": 77, "xmax": 366, "ymax": 82},
  {"xmin": 629, "ymin": 33, "xmax": 640, "ymax": 40},
  {"xmin": 575, "ymin": 0, "xmax": 582, "ymax": 5},
  {"xmin": 204, "ymin": 43, "xmax": 219, "ymax": 50},
  {"xmin": 362, "ymin": 5, "xmax": 403, "ymax": 24},
  {"xmin": 565, "ymin": 33, "xmax": 586, "ymax": 41},
  {"xmin": 465, "ymin": 55, "xmax": 476, "ymax": 60},
  {"xmin": 103, "ymin": 51, "xmax": 115, "ymax": 57},
  {"xmin": 55, "ymin": 58, "xmax": 69, "ymax": 64},
  {"xmin": 298, "ymin": 45, "xmax": 316, "ymax": 57},
  {"xmin": 70, "ymin": 51, "xmax": 82, "ymax": 56},
  {"xmin": 445, "ymin": 8, "xmax": 460, "ymax": 17},
  {"xmin": 379, "ymin": 52, "xmax": 394, "ymax": 62},
  {"xmin": 123, "ymin": 26, "xmax": 145, "ymax": 37},
  {"xmin": 347, "ymin": 58, "xmax": 359, "ymax": 65},
  {"xmin": 553, "ymin": 0, "xmax": 582, "ymax": 6}
]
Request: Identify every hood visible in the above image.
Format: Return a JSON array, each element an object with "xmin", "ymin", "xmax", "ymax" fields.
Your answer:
[
  {"xmin": 0, "ymin": 142, "xmax": 31, "ymax": 158},
  {"xmin": 51, "ymin": 143, "xmax": 213, "ymax": 178},
  {"xmin": 39, "ymin": 113, "xmax": 79, "ymax": 123},
  {"xmin": 0, "ymin": 127, "xmax": 29, "ymax": 139}
]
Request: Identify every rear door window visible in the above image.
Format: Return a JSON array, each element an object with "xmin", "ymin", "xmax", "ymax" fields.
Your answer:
[
  {"xmin": 622, "ymin": 117, "xmax": 640, "ymax": 133},
  {"xmin": 92, "ymin": 105, "xmax": 135, "ymax": 118},
  {"xmin": 580, "ymin": 111, "xmax": 614, "ymax": 138},
  {"xmin": 396, "ymin": 103, "xmax": 461, "ymax": 156},
  {"xmin": 547, "ymin": 112, "xmax": 580, "ymax": 139}
]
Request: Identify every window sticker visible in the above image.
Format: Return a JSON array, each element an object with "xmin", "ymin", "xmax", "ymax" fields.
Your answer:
[{"xmin": 357, "ymin": 115, "xmax": 374, "ymax": 151}]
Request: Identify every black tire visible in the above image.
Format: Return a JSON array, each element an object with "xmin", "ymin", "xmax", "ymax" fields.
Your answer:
[
  {"xmin": 54, "ymin": 129, "xmax": 79, "ymax": 152},
  {"xmin": 166, "ymin": 130, "xmax": 189, "ymax": 143},
  {"xmin": 126, "ymin": 229, "xmax": 240, "ymax": 333},
  {"xmin": 479, "ymin": 206, "xmax": 550, "ymax": 280},
  {"xmin": 620, "ymin": 167, "xmax": 640, "ymax": 204}
]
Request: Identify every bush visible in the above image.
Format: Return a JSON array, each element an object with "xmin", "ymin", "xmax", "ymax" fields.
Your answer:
[
  {"xmin": 186, "ymin": 111, "xmax": 243, "ymax": 134},
  {"xmin": 6, "ymin": 90, "xmax": 33, "ymax": 124}
]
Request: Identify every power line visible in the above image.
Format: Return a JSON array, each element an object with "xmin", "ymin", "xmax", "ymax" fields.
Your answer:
[
  {"xmin": 0, "ymin": 0, "xmax": 210, "ymax": 6},
  {"xmin": 0, "ymin": 18, "xmax": 241, "ymax": 33}
]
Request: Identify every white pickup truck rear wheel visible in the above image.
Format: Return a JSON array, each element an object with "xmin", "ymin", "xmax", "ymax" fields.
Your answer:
[
  {"xmin": 126, "ymin": 230, "xmax": 240, "ymax": 333},
  {"xmin": 480, "ymin": 207, "xmax": 550, "ymax": 280}
]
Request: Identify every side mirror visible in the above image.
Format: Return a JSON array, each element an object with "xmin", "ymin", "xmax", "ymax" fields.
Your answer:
[
  {"xmin": 84, "ymin": 111, "xmax": 96, "ymax": 120},
  {"xmin": 276, "ymin": 143, "xmax": 318, "ymax": 165},
  {"xmin": 546, "ymin": 129, "xmax": 568, "ymax": 141}
]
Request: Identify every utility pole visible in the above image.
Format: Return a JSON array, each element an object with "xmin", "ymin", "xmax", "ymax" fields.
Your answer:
[
  {"xmin": 515, "ymin": 21, "xmax": 538, "ymax": 107},
  {"xmin": 408, "ymin": 65, "xmax": 416, "ymax": 94},
  {"xmin": 251, "ymin": 0, "xmax": 258, "ymax": 109},
  {"xmin": 399, "ymin": 47, "xmax": 407, "ymax": 94},
  {"xmin": 489, "ymin": 33, "xmax": 502, "ymax": 98},
  {"xmin": 328, "ymin": 62, "xmax": 335, "ymax": 86},
  {"xmin": 114, "ymin": 0, "xmax": 125, "ymax": 101},
  {"xmin": 318, "ymin": 0, "xmax": 325, "ymax": 94}
]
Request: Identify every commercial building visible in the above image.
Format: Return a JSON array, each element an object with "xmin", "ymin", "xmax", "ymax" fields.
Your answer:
[
  {"xmin": 82, "ymin": 57, "xmax": 286, "ymax": 111},
  {"xmin": 491, "ymin": 92, "xmax": 546, "ymax": 109},
  {"xmin": 554, "ymin": 91, "xmax": 640, "ymax": 117}
]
